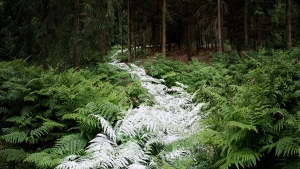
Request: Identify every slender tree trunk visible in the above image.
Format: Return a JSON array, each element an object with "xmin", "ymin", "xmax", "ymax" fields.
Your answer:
[
  {"xmin": 196, "ymin": 24, "xmax": 199, "ymax": 54},
  {"xmin": 217, "ymin": 0, "xmax": 223, "ymax": 54},
  {"xmin": 127, "ymin": 0, "xmax": 131, "ymax": 62},
  {"xmin": 143, "ymin": 30, "xmax": 146, "ymax": 50},
  {"xmin": 162, "ymin": 0, "xmax": 166, "ymax": 58},
  {"xmin": 286, "ymin": 0, "xmax": 291, "ymax": 49},
  {"xmin": 186, "ymin": 1, "xmax": 192, "ymax": 60},
  {"xmin": 221, "ymin": 1, "xmax": 224, "ymax": 52},
  {"xmin": 121, "ymin": 27, "xmax": 124, "ymax": 56},
  {"xmin": 99, "ymin": 30, "xmax": 104, "ymax": 63},
  {"xmin": 134, "ymin": 34, "xmax": 137, "ymax": 59},
  {"xmin": 41, "ymin": 0, "xmax": 49, "ymax": 68},
  {"xmin": 73, "ymin": 0, "xmax": 80, "ymax": 68},
  {"xmin": 244, "ymin": 0, "xmax": 249, "ymax": 47},
  {"xmin": 255, "ymin": 0, "xmax": 261, "ymax": 51},
  {"xmin": 118, "ymin": 4, "xmax": 123, "ymax": 56}
]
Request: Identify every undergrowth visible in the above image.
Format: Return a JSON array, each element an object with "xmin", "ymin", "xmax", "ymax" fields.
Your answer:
[
  {"xmin": 144, "ymin": 48, "xmax": 300, "ymax": 169},
  {"xmin": 0, "ymin": 60, "xmax": 147, "ymax": 169}
]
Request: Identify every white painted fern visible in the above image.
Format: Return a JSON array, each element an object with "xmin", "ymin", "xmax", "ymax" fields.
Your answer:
[{"xmin": 56, "ymin": 50, "xmax": 204, "ymax": 169}]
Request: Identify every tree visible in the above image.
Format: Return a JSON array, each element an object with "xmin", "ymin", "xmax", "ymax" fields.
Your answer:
[
  {"xmin": 217, "ymin": 0, "xmax": 223, "ymax": 54},
  {"xmin": 244, "ymin": 0, "xmax": 249, "ymax": 47},
  {"xmin": 162, "ymin": 0, "xmax": 166, "ymax": 58},
  {"xmin": 286, "ymin": 0, "xmax": 291, "ymax": 49},
  {"xmin": 73, "ymin": 0, "xmax": 81, "ymax": 68},
  {"xmin": 127, "ymin": 0, "xmax": 131, "ymax": 62}
]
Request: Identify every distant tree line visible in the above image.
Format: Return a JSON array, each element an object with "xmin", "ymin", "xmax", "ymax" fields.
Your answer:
[{"xmin": 0, "ymin": 0, "xmax": 299, "ymax": 68}]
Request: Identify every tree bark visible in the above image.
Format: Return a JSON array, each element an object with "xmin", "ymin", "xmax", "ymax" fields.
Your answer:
[
  {"xmin": 127, "ymin": 0, "xmax": 131, "ymax": 62},
  {"xmin": 255, "ymin": 0, "xmax": 261, "ymax": 51},
  {"xmin": 143, "ymin": 31, "xmax": 146, "ymax": 51},
  {"xmin": 41, "ymin": 0, "xmax": 49, "ymax": 68},
  {"xmin": 244, "ymin": 0, "xmax": 249, "ymax": 47},
  {"xmin": 286, "ymin": 0, "xmax": 291, "ymax": 49},
  {"xmin": 73, "ymin": 0, "xmax": 80, "ymax": 69},
  {"xmin": 217, "ymin": 0, "xmax": 223, "ymax": 54},
  {"xmin": 186, "ymin": 1, "xmax": 192, "ymax": 60},
  {"xmin": 162, "ymin": 0, "xmax": 166, "ymax": 58},
  {"xmin": 118, "ymin": 4, "xmax": 123, "ymax": 56},
  {"xmin": 134, "ymin": 34, "xmax": 137, "ymax": 59},
  {"xmin": 99, "ymin": 30, "xmax": 104, "ymax": 63}
]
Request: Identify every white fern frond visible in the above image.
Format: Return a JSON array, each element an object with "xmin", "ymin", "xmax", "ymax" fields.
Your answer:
[
  {"xmin": 127, "ymin": 163, "xmax": 147, "ymax": 169},
  {"xmin": 116, "ymin": 141, "xmax": 149, "ymax": 164},
  {"xmin": 89, "ymin": 114, "xmax": 116, "ymax": 143},
  {"xmin": 115, "ymin": 119, "xmax": 138, "ymax": 138}
]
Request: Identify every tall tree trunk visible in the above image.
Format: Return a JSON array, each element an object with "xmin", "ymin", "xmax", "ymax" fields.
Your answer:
[
  {"xmin": 118, "ymin": 4, "xmax": 123, "ymax": 56},
  {"xmin": 255, "ymin": 0, "xmax": 261, "ymax": 51},
  {"xmin": 99, "ymin": 30, "xmax": 104, "ymax": 63},
  {"xmin": 244, "ymin": 0, "xmax": 249, "ymax": 48},
  {"xmin": 143, "ymin": 31, "xmax": 146, "ymax": 50},
  {"xmin": 127, "ymin": 0, "xmax": 131, "ymax": 62},
  {"xmin": 186, "ymin": 1, "xmax": 192, "ymax": 60},
  {"xmin": 162, "ymin": 0, "xmax": 166, "ymax": 58},
  {"xmin": 217, "ymin": 0, "xmax": 223, "ymax": 54},
  {"xmin": 121, "ymin": 26, "xmax": 124, "ymax": 56},
  {"xmin": 41, "ymin": 0, "xmax": 49, "ymax": 68},
  {"xmin": 73, "ymin": 0, "xmax": 80, "ymax": 69},
  {"xmin": 286, "ymin": 0, "xmax": 291, "ymax": 49},
  {"xmin": 134, "ymin": 34, "xmax": 137, "ymax": 59}
]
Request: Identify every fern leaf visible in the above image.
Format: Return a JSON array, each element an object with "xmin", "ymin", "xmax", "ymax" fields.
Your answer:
[
  {"xmin": 1, "ymin": 131, "xmax": 27, "ymax": 143},
  {"xmin": 274, "ymin": 137, "xmax": 300, "ymax": 156},
  {"xmin": 51, "ymin": 134, "xmax": 88, "ymax": 156},
  {"xmin": 227, "ymin": 121, "xmax": 258, "ymax": 132},
  {"xmin": 128, "ymin": 164, "xmax": 147, "ymax": 169},
  {"xmin": 0, "ymin": 107, "xmax": 8, "ymax": 114},
  {"xmin": 89, "ymin": 114, "xmax": 116, "ymax": 142},
  {"xmin": 0, "ymin": 149, "xmax": 27, "ymax": 162},
  {"xmin": 30, "ymin": 120, "xmax": 64, "ymax": 138},
  {"xmin": 217, "ymin": 148, "xmax": 262, "ymax": 169},
  {"xmin": 24, "ymin": 152, "xmax": 61, "ymax": 168}
]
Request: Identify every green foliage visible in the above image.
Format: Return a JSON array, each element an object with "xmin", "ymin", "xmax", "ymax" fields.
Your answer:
[
  {"xmin": 197, "ymin": 47, "xmax": 300, "ymax": 168},
  {"xmin": 0, "ymin": 59, "xmax": 147, "ymax": 168},
  {"xmin": 143, "ymin": 47, "xmax": 300, "ymax": 168}
]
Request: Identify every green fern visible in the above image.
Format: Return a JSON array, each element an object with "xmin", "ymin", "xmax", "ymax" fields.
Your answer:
[
  {"xmin": 24, "ymin": 152, "xmax": 61, "ymax": 169},
  {"xmin": 51, "ymin": 134, "xmax": 87, "ymax": 155},
  {"xmin": 1, "ymin": 131, "xmax": 27, "ymax": 144},
  {"xmin": 0, "ymin": 149, "xmax": 27, "ymax": 162},
  {"xmin": 217, "ymin": 148, "xmax": 262, "ymax": 169}
]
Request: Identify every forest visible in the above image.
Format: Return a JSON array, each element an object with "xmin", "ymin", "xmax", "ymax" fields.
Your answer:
[{"xmin": 1, "ymin": 0, "xmax": 300, "ymax": 168}]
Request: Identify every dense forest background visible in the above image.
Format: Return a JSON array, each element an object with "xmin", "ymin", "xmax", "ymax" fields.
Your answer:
[
  {"xmin": 1, "ymin": 0, "xmax": 300, "ymax": 169},
  {"xmin": 1, "ymin": 0, "xmax": 300, "ymax": 68}
]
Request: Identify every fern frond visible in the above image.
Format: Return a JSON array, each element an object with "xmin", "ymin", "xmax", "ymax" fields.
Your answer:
[
  {"xmin": 262, "ymin": 137, "xmax": 300, "ymax": 156},
  {"xmin": 127, "ymin": 164, "xmax": 147, "ymax": 169},
  {"xmin": 1, "ymin": 131, "xmax": 27, "ymax": 143},
  {"xmin": 62, "ymin": 113, "xmax": 100, "ymax": 131},
  {"xmin": 216, "ymin": 148, "xmax": 262, "ymax": 169},
  {"xmin": 0, "ymin": 149, "xmax": 27, "ymax": 162},
  {"xmin": 116, "ymin": 141, "xmax": 149, "ymax": 164},
  {"xmin": 0, "ymin": 107, "xmax": 8, "ymax": 114},
  {"xmin": 51, "ymin": 134, "xmax": 88, "ymax": 156},
  {"xmin": 89, "ymin": 114, "xmax": 116, "ymax": 142},
  {"xmin": 227, "ymin": 121, "xmax": 258, "ymax": 132},
  {"xmin": 30, "ymin": 119, "xmax": 64, "ymax": 138},
  {"xmin": 115, "ymin": 119, "xmax": 138, "ymax": 138},
  {"xmin": 24, "ymin": 152, "xmax": 61, "ymax": 168}
]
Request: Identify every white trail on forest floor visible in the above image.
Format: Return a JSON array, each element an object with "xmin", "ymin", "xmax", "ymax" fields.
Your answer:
[{"xmin": 56, "ymin": 50, "xmax": 205, "ymax": 169}]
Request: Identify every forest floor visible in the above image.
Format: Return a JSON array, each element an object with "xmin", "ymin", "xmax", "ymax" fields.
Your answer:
[{"xmin": 145, "ymin": 43, "xmax": 214, "ymax": 64}]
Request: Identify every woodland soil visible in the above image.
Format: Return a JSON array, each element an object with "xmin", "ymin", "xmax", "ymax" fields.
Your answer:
[{"xmin": 137, "ymin": 43, "xmax": 214, "ymax": 65}]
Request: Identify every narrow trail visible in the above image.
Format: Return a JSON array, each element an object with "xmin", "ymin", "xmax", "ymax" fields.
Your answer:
[{"xmin": 57, "ymin": 50, "xmax": 205, "ymax": 169}]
